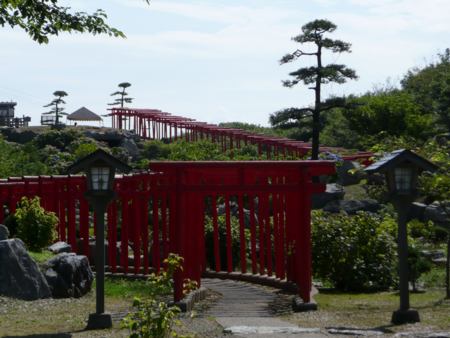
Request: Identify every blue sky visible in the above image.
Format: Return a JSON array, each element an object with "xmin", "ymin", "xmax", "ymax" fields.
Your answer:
[{"xmin": 1, "ymin": 0, "xmax": 449, "ymax": 126}]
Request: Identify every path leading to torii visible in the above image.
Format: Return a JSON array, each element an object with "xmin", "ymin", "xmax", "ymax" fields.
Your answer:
[{"xmin": 202, "ymin": 279, "xmax": 326, "ymax": 337}]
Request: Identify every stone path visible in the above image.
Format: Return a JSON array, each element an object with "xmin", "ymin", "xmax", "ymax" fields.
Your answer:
[{"xmin": 202, "ymin": 278, "xmax": 324, "ymax": 337}]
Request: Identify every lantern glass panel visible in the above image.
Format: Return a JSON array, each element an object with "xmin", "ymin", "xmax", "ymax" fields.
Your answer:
[
  {"xmin": 91, "ymin": 167, "xmax": 110, "ymax": 191},
  {"xmin": 394, "ymin": 167, "xmax": 412, "ymax": 194}
]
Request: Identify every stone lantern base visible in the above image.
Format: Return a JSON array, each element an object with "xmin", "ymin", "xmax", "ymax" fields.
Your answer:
[{"xmin": 391, "ymin": 309, "xmax": 420, "ymax": 325}]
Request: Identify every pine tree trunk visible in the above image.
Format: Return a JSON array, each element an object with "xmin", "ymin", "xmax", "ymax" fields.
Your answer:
[{"xmin": 311, "ymin": 46, "xmax": 322, "ymax": 161}]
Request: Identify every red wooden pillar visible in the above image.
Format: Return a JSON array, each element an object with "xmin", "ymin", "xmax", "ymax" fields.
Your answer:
[
  {"xmin": 297, "ymin": 169, "xmax": 312, "ymax": 303},
  {"xmin": 141, "ymin": 191, "xmax": 150, "ymax": 275},
  {"xmin": 121, "ymin": 194, "xmax": 129, "ymax": 273},
  {"xmin": 173, "ymin": 168, "xmax": 185, "ymax": 302},
  {"xmin": 80, "ymin": 197, "xmax": 90, "ymax": 256},
  {"xmin": 249, "ymin": 195, "xmax": 257, "ymax": 274},
  {"xmin": 211, "ymin": 196, "xmax": 221, "ymax": 272},
  {"xmin": 67, "ymin": 192, "xmax": 77, "ymax": 252},
  {"xmin": 152, "ymin": 192, "xmax": 160, "ymax": 273},
  {"xmin": 224, "ymin": 194, "xmax": 233, "ymax": 273},
  {"xmin": 107, "ymin": 201, "xmax": 117, "ymax": 272},
  {"xmin": 238, "ymin": 194, "xmax": 246, "ymax": 273},
  {"xmin": 133, "ymin": 192, "xmax": 142, "ymax": 274}
]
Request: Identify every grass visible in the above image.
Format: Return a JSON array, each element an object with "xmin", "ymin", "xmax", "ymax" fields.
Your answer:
[
  {"xmin": 288, "ymin": 288, "xmax": 450, "ymax": 333},
  {"xmin": 104, "ymin": 277, "xmax": 155, "ymax": 299},
  {"xmin": 28, "ymin": 250, "xmax": 55, "ymax": 263}
]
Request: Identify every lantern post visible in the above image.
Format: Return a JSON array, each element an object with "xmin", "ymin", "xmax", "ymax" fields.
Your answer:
[
  {"xmin": 68, "ymin": 149, "xmax": 131, "ymax": 330},
  {"xmin": 365, "ymin": 149, "xmax": 437, "ymax": 324}
]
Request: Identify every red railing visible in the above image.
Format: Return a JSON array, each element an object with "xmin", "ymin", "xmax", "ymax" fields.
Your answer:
[
  {"xmin": 0, "ymin": 160, "xmax": 335, "ymax": 302},
  {"xmin": 109, "ymin": 108, "xmax": 373, "ymax": 163}
]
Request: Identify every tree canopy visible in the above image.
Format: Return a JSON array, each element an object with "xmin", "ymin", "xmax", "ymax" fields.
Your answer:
[{"xmin": 0, "ymin": 0, "xmax": 150, "ymax": 43}]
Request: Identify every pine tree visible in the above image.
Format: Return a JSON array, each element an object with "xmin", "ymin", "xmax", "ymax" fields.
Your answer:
[
  {"xmin": 271, "ymin": 19, "xmax": 357, "ymax": 159},
  {"xmin": 108, "ymin": 82, "xmax": 133, "ymax": 108},
  {"xmin": 42, "ymin": 90, "xmax": 68, "ymax": 127}
]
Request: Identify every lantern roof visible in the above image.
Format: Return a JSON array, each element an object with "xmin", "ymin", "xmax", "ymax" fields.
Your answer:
[
  {"xmin": 67, "ymin": 149, "xmax": 132, "ymax": 175},
  {"xmin": 365, "ymin": 149, "xmax": 438, "ymax": 174}
]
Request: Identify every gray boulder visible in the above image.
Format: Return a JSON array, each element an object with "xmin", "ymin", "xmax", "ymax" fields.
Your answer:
[
  {"xmin": 43, "ymin": 253, "xmax": 93, "ymax": 298},
  {"xmin": 336, "ymin": 160, "xmax": 362, "ymax": 186},
  {"xmin": 0, "ymin": 224, "xmax": 9, "ymax": 240},
  {"xmin": 48, "ymin": 241, "xmax": 72, "ymax": 254},
  {"xmin": 323, "ymin": 199, "xmax": 381, "ymax": 214},
  {"xmin": 423, "ymin": 202, "xmax": 450, "ymax": 225},
  {"xmin": 121, "ymin": 137, "xmax": 140, "ymax": 158},
  {"xmin": 312, "ymin": 183, "xmax": 345, "ymax": 209},
  {"xmin": 0, "ymin": 239, "xmax": 51, "ymax": 300}
]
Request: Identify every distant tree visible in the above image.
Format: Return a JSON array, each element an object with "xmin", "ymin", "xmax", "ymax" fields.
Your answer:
[
  {"xmin": 42, "ymin": 90, "xmax": 68, "ymax": 127},
  {"xmin": 0, "ymin": 1, "xmax": 150, "ymax": 44},
  {"xmin": 344, "ymin": 90, "xmax": 434, "ymax": 143},
  {"xmin": 401, "ymin": 48, "xmax": 450, "ymax": 133},
  {"xmin": 272, "ymin": 19, "xmax": 357, "ymax": 159},
  {"xmin": 109, "ymin": 82, "xmax": 133, "ymax": 108}
]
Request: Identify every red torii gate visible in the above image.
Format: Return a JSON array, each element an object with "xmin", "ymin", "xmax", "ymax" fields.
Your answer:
[
  {"xmin": 0, "ymin": 160, "xmax": 335, "ymax": 303},
  {"xmin": 109, "ymin": 108, "xmax": 373, "ymax": 163}
]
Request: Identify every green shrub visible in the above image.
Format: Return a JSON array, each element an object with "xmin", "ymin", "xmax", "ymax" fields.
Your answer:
[
  {"xmin": 14, "ymin": 197, "xmax": 58, "ymax": 252},
  {"xmin": 204, "ymin": 215, "xmax": 243, "ymax": 271},
  {"xmin": 3, "ymin": 213, "xmax": 19, "ymax": 237},
  {"xmin": 312, "ymin": 210, "xmax": 397, "ymax": 291},
  {"xmin": 408, "ymin": 244, "xmax": 432, "ymax": 292},
  {"xmin": 121, "ymin": 253, "xmax": 195, "ymax": 338}
]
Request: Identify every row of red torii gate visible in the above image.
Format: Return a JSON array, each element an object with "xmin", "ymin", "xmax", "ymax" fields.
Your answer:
[{"xmin": 0, "ymin": 161, "xmax": 335, "ymax": 302}]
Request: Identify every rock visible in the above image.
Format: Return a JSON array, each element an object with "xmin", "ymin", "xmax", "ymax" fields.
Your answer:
[
  {"xmin": 0, "ymin": 224, "xmax": 9, "ymax": 240},
  {"xmin": 312, "ymin": 183, "xmax": 345, "ymax": 209},
  {"xmin": 0, "ymin": 239, "xmax": 51, "ymax": 300},
  {"xmin": 120, "ymin": 137, "xmax": 140, "ymax": 158},
  {"xmin": 43, "ymin": 253, "xmax": 93, "ymax": 298},
  {"xmin": 48, "ymin": 241, "xmax": 72, "ymax": 254},
  {"xmin": 336, "ymin": 160, "xmax": 362, "ymax": 186},
  {"xmin": 411, "ymin": 202, "xmax": 427, "ymax": 221},
  {"xmin": 323, "ymin": 199, "xmax": 381, "ymax": 214},
  {"xmin": 423, "ymin": 202, "xmax": 450, "ymax": 225}
]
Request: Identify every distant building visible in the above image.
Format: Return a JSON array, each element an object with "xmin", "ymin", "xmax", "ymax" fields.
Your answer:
[{"xmin": 0, "ymin": 102, "xmax": 31, "ymax": 128}]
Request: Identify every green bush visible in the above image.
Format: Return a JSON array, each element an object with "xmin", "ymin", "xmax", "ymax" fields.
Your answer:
[
  {"xmin": 3, "ymin": 213, "xmax": 19, "ymax": 237},
  {"xmin": 121, "ymin": 253, "xmax": 195, "ymax": 338},
  {"xmin": 312, "ymin": 210, "xmax": 397, "ymax": 291},
  {"xmin": 14, "ymin": 197, "xmax": 58, "ymax": 252},
  {"xmin": 204, "ymin": 214, "xmax": 244, "ymax": 271},
  {"xmin": 408, "ymin": 244, "xmax": 432, "ymax": 292}
]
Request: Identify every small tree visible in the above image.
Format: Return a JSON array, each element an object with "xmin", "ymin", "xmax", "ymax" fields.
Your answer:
[
  {"xmin": 42, "ymin": 90, "xmax": 68, "ymax": 127},
  {"xmin": 108, "ymin": 82, "xmax": 133, "ymax": 108},
  {"xmin": 272, "ymin": 19, "xmax": 357, "ymax": 159},
  {"xmin": 14, "ymin": 197, "xmax": 58, "ymax": 252}
]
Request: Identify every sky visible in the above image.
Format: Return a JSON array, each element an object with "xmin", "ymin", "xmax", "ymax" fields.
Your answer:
[{"xmin": 1, "ymin": 0, "xmax": 449, "ymax": 127}]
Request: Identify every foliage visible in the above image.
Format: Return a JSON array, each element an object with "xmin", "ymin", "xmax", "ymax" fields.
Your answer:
[
  {"xmin": 73, "ymin": 142, "xmax": 99, "ymax": 160},
  {"xmin": 273, "ymin": 19, "xmax": 357, "ymax": 159},
  {"xmin": 407, "ymin": 244, "xmax": 432, "ymax": 292},
  {"xmin": 0, "ymin": 0, "xmax": 134, "ymax": 43},
  {"xmin": 402, "ymin": 48, "xmax": 450, "ymax": 133},
  {"xmin": 109, "ymin": 82, "xmax": 134, "ymax": 108},
  {"xmin": 3, "ymin": 213, "xmax": 18, "ymax": 238},
  {"xmin": 204, "ymin": 214, "xmax": 246, "ymax": 271},
  {"xmin": 0, "ymin": 136, "xmax": 49, "ymax": 177},
  {"xmin": 312, "ymin": 210, "xmax": 397, "ymax": 291},
  {"xmin": 343, "ymin": 90, "xmax": 434, "ymax": 146},
  {"xmin": 121, "ymin": 253, "xmax": 195, "ymax": 338},
  {"xmin": 33, "ymin": 129, "xmax": 82, "ymax": 151},
  {"xmin": 14, "ymin": 197, "xmax": 58, "ymax": 252}
]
